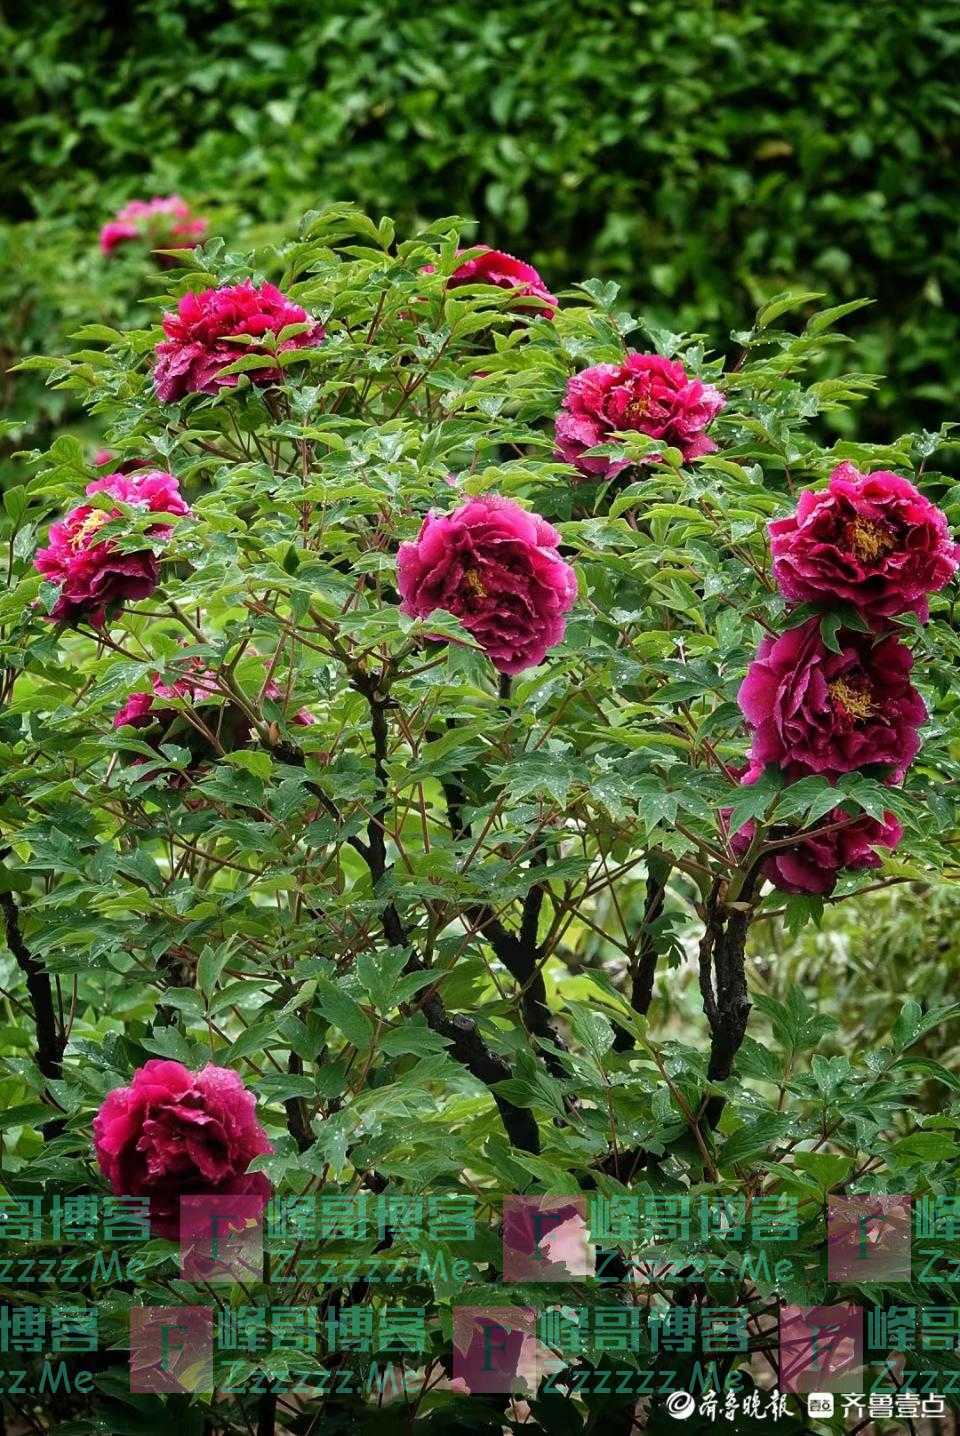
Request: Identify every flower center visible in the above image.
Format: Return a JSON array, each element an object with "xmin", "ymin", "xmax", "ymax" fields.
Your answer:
[
  {"xmin": 827, "ymin": 677, "xmax": 875, "ymax": 723},
  {"xmin": 625, "ymin": 393, "xmax": 653, "ymax": 424},
  {"xmin": 846, "ymin": 517, "xmax": 895, "ymax": 563},
  {"xmin": 462, "ymin": 567, "xmax": 487, "ymax": 600},
  {"xmin": 70, "ymin": 510, "xmax": 112, "ymax": 551}
]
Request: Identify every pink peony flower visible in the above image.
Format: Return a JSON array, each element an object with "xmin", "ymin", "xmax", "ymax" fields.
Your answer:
[
  {"xmin": 93, "ymin": 450, "xmax": 151, "ymax": 475},
  {"xmin": 34, "ymin": 470, "xmax": 189, "ymax": 627},
  {"xmin": 738, "ymin": 617, "xmax": 925, "ymax": 785},
  {"xmin": 114, "ymin": 691, "xmax": 156, "ymax": 729},
  {"xmin": 555, "ymin": 352, "xmax": 725, "ymax": 478},
  {"xmin": 444, "ymin": 247, "xmax": 557, "ymax": 315},
  {"xmin": 731, "ymin": 808, "xmax": 903, "ymax": 896},
  {"xmin": 115, "ymin": 661, "xmax": 313, "ymax": 783},
  {"xmin": 93, "ymin": 1060, "xmax": 272, "ymax": 1238},
  {"xmin": 396, "ymin": 494, "xmax": 577, "ymax": 674},
  {"xmin": 769, "ymin": 462, "xmax": 960, "ymax": 623},
  {"xmin": 100, "ymin": 195, "xmax": 207, "ymax": 257},
  {"xmin": 153, "ymin": 281, "xmax": 324, "ymax": 403},
  {"xmin": 116, "ymin": 662, "xmax": 314, "ymax": 729}
]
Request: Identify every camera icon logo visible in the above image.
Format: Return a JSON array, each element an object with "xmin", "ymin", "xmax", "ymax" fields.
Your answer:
[{"xmin": 808, "ymin": 1393, "xmax": 835, "ymax": 1417}]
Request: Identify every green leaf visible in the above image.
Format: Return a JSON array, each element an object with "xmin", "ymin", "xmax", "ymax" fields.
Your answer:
[
  {"xmin": 314, "ymin": 979, "xmax": 375, "ymax": 1049},
  {"xmin": 567, "ymin": 1004, "xmax": 615, "ymax": 1062},
  {"xmin": 197, "ymin": 943, "xmax": 232, "ymax": 997},
  {"xmin": 356, "ymin": 947, "xmax": 409, "ymax": 1013},
  {"xmin": 222, "ymin": 750, "xmax": 273, "ymax": 781},
  {"xmin": 891, "ymin": 1130, "xmax": 959, "ymax": 1163},
  {"xmin": 756, "ymin": 290, "xmax": 825, "ymax": 328},
  {"xmin": 720, "ymin": 1114, "xmax": 791, "ymax": 1167},
  {"xmin": 890, "ymin": 1001, "xmax": 960, "ymax": 1052},
  {"xmin": 805, "ymin": 299, "xmax": 874, "ymax": 335},
  {"xmin": 380, "ymin": 1021, "xmax": 451, "ymax": 1056},
  {"xmin": 227, "ymin": 1017, "xmax": 282, "ymax": 1062},
  {"xmin": 726, "ymin": 769, "xmax": 783, "ymax": 833}
]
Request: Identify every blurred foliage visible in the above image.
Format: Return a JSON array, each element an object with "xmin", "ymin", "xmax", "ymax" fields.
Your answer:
[{"xmin": 3, "ymin": 0, "xmax": 960, "ymax": 465}]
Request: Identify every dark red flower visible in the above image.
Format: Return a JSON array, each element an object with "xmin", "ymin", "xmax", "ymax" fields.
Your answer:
[
  {"xmin": 93, "ymin": 1060, "xmax": 272, "ymax": 1239},
  {"xmin": 731, "ymin": 808, "xmax": 903, "ymax": 896},
  {"xmin": 738, "ymin": 617, "xmax": 925, "ymax": 784},
  {"xmin": 770, "ymin": 463, "xmax": 960, "ymax": 622}
]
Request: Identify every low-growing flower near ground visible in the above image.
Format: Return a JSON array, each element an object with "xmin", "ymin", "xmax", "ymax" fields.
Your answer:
[
  {"xmin": 99, "ymin": 195, "xmax": 207, "ymax": 257},
  {"xmin": 92, "ymin": 1060, "xmax": 273, "ymax": 1238},
  {"xmin": 34, "ymin": 470, "xmax": 189, "ymax": 626},
  {"xmin": 153, "ymin": 280, "xmax": 324, "ymax": 403},
  {"xmin": 554, "ymin": 352, "xmax": 725, "ymax": 478},
  {"xmin": 731, "ymin": 808, "xmax": 903, "ymax": 895},
  {"xmin": 770, "ymin": 463, "xmax": 960, "ymax": 622},
  {"xmin": 396, "ymin": 494, "xmax": 577, "ymax": 674},
  {"xmin": 738, "ymin": 617, "xmax": 925, "ymax": 785}
]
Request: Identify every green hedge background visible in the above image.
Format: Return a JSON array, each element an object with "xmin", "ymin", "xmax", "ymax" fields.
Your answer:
[{"xmin": 4, "ymin": 0, "xmax": 959, "ymax": 455}]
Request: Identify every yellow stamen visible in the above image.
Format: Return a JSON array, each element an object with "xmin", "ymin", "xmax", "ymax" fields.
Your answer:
[
  {"xmin": 625, "ymin": 394, "xmax": 652, "ymax": 423},
  {"xmin": 70, "ymin": 510, "xmax": 111, "ymax": 551},
  {"xmin": 847, "ymin": 517, "xmax": 895, "ymax": 563},
  {"xmin": 828, "ymin": 677, "xmax": 874, "ymax": 722},
  {"xmin": 462, "ymin": 568, "xmax": 487, "ymax": 599}
]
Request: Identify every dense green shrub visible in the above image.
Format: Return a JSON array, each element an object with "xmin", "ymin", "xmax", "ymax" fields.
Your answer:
[
  {"xmin": 3, "ymin": 0, "xmax": 960, "ymax": 459},
  {"xmin": 2, "ymin": 206, "xmax": 960, "ymax": 1429}
]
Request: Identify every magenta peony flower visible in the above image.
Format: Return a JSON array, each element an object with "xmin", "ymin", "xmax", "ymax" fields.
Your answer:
[
  {"xmin": 114, "ymin": 691, "xmax": 156, "ymax": 729},
  {"xmin": 115, "ymin": 662, "xmax": 314, "ymax": 735},
  {"xmin": 555, "ymin": 352, "xmax": 725, "ymax": 479},
  {"xmin": 769, "ymin": 463, "xmax": 960, "ymax": 623},
  {"xmin": 93, "ymin": 450, "xmax": 150, "ymax": 475},
  {"xmin": 397, "ymin": 495, "xmax": 577, "ymax": 674},
  {"xmin": 100, "ymin": 196, "xmax": 207, "ymax": 257},
  {"xmin": 34, "ymin": 470, "xmax": 189, "ymax": 627},
  {"xmin": 93, "ymin": 1060, "xmax": 272, "ymax": 1238},
  {"xmin": 731, "ymin": 808, "xmax": 903, "ymax": 896},
  {"xmin": 153, "ymin": 280, "xmax": 324, "ymax": 403},
  {"xmin": 445, "ymin": 247, "xmax": 557, "ymax": 315},
  {"xmin": 738, "ymin": 617, "xmax": 925, "ymax": 784},
  {"xmin": 115, "ymin": 661, "xmax": 314, "ymax": 788}
]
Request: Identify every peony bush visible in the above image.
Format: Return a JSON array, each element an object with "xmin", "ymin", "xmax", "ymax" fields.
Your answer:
[{"xmin": 3, "ymin": 206, "xmax": 960, "ymax": 1429}]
